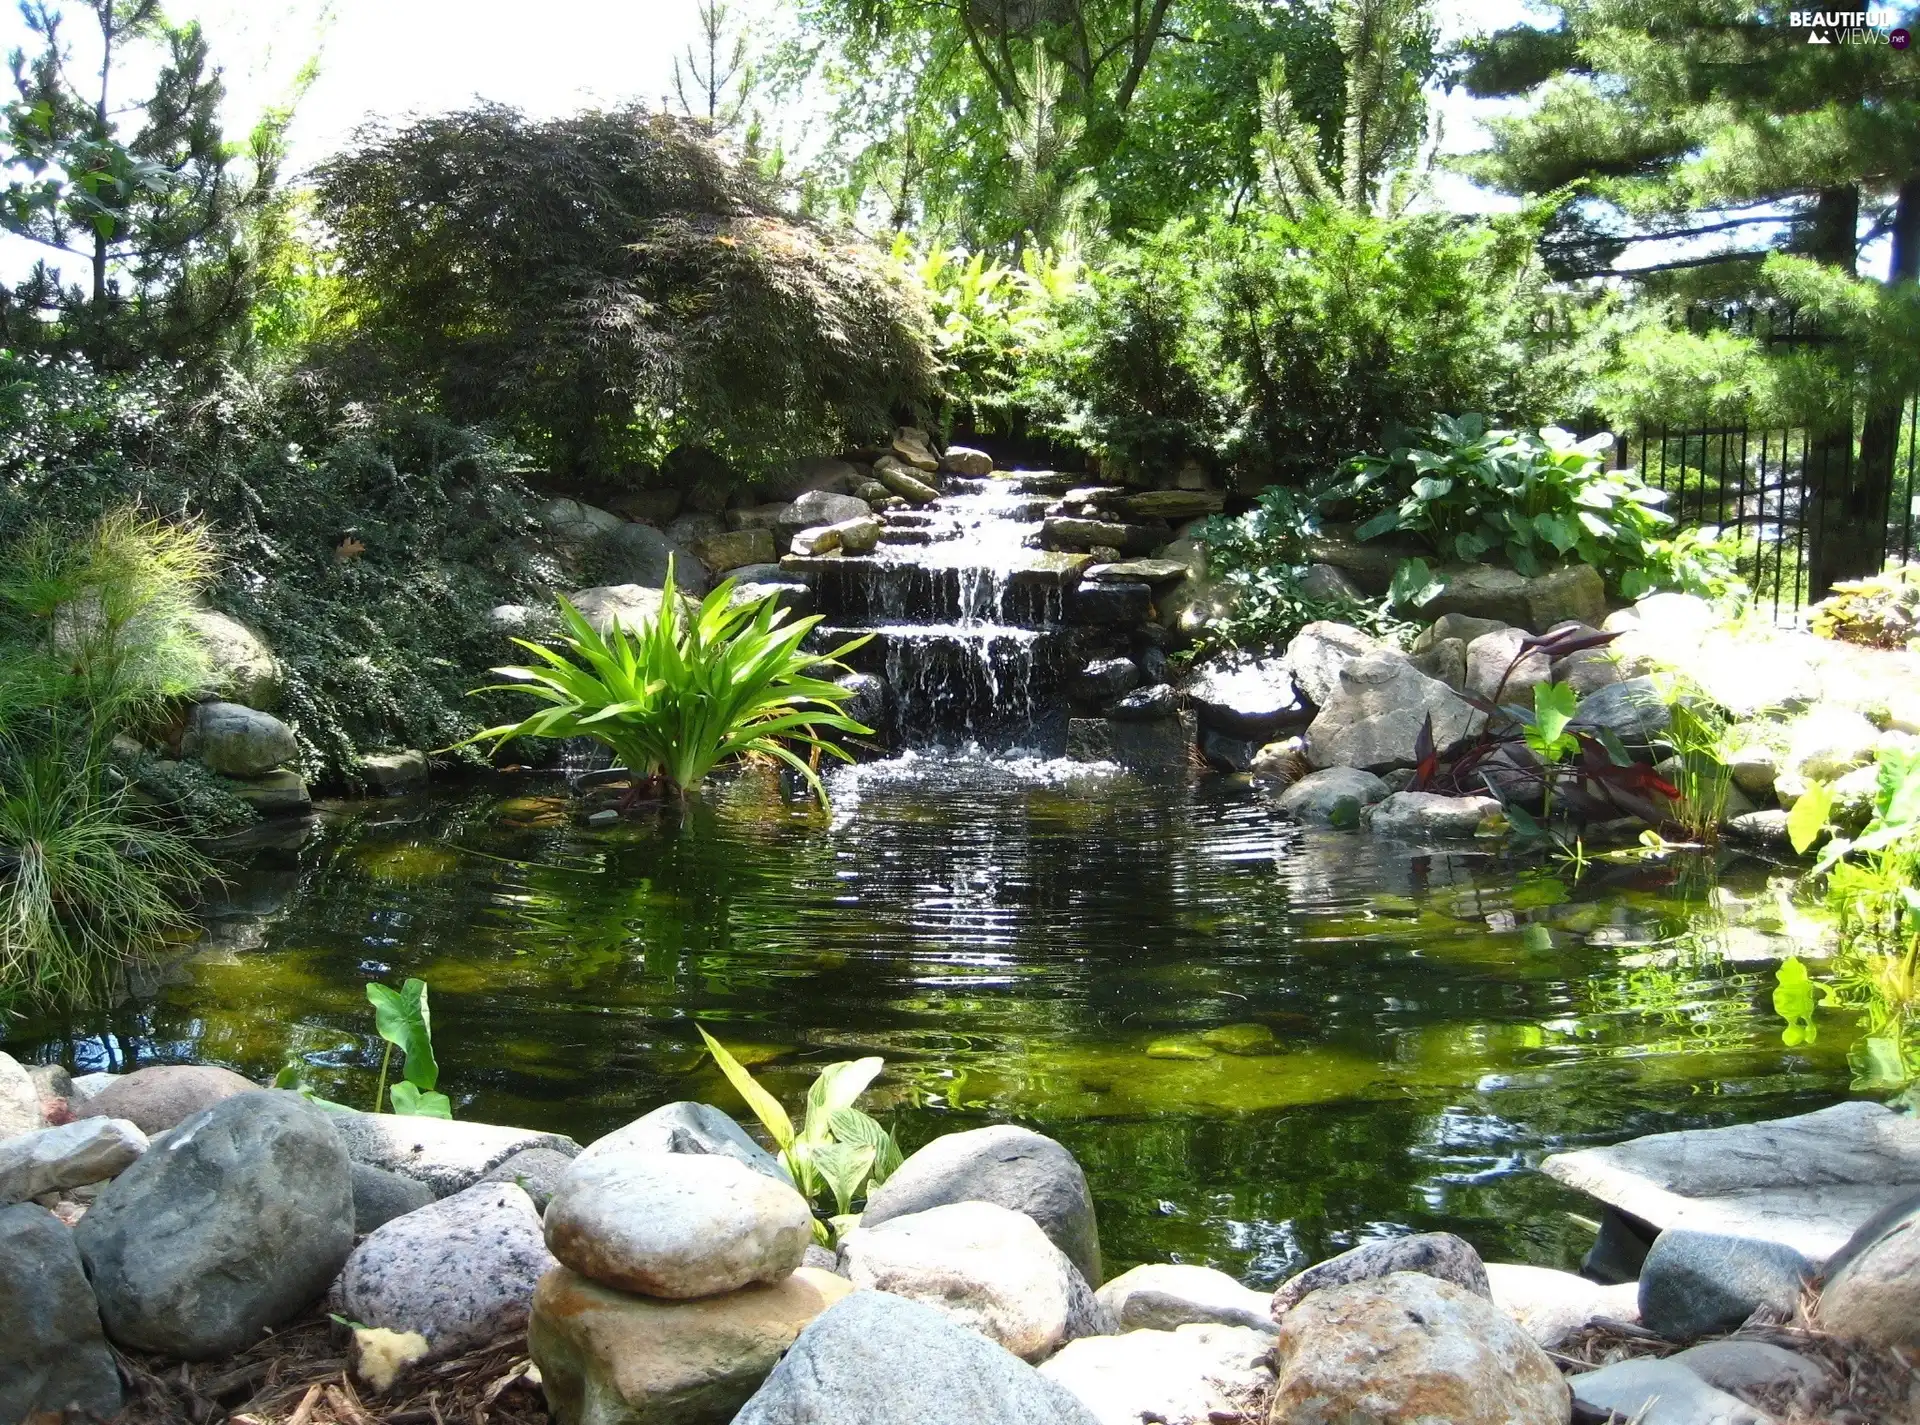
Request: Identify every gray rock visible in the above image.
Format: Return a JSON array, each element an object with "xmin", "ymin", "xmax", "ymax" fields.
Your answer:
[
  {"xmin": 1786, "ymin": 707, "xmax": 1880, "ymax": 783},
  {"xmin": 0, "ymin": 1116, "xmax": 147, "ymax": 1205},
  {"xmin": 1182, "ymin": 655, "xmax": 1311, "ymax": 738},
  {"xmin": 1728, "ymin": 747, "xmax": 1779, "ymax": 797},
  {"xmin": 231, "ymin": 769, "xmax": 312, "ymax": 815},
  {"xmin": 1554, "ymin": 643, "xmax": 1626, "ymax": 697},
  {"xmin": 826, "ymin": 514, "xmax": 882, "ymax": 555},
  {"xmin": 1107, "ymin": 682, "xmax": 1176, "ymax": 721},
  {"xmin": 1283, "ymin": 621, "xmax": 1381, "ymax": 708},
  {"xmin": 1413, "ymin": 613, "xmax": 1509, "ymax": 652},
  {"xmin": 1366, "ymin": 790, "xmax": 1502, "ymax": 839},
  {"xmin": 767, "ymin": 456, "xmax": 858, "ymax": 501},
  {"xmin": 1484, "ymin": 1261, "xmax": 1639, "ymax": 1349},
  {"xmin": 875, "ymin": 456, "xmax": 941, "ymax": 504},
  {"xmin": 1669, "ymin": 1339, "xmax": 1830, "ymax": 1409},
  {"xmin": 75, "ymin": 1091, "xmax": 355, "ymax": 1358},
  {"xmin": 1072, "ymin": 657, "xmax": 1142, "ymax": 704},
  {"xmin": 350, "ymin": 1159, "xmax": 434, "ymax": 1234},
  {"xmin": 1275, "ymin": 766, "xmax": 1390, "ymax": 825},
  {"xmin": 1817, "ymin": 1194, "xmax": 1920, "ymax": 1351},
  {"xmin": 1084, "ymin": 558, "xmax": 1191, "ymax": 587},
  {"xmin": 576, "ymin": 1100, "xmax": 792, "ymax": 1184},
  {"xmin": 941, "ymin": 445, "xmax": 995, "ymax": 477},
  {"xmin": 0, "ymin": 1203, "xmax": 123, "ymax": 1421},
  {"xmin": 1299, "ymin": 562, "xmax": 1363, "ymax": 602},
  {"xmin": 1570, "ymin": 675, "xmax": 1672, "ymax": 744},
  {"xmin": 1040, "ymin": 1322, "xmax": 1275, "ymax": 1425},
  {"xmin": 542, "ymin": 497, "xmax": 625, "ymax": 542},
  {"xmin": 1198, "ymin": 725, "xmax": 1262, "ymax": 773},
  {"xmin": 1066, "ymin": 580, "xmax": 1152, "ymax": 626},
  {"xmin": 567, "ymin": 583, "xmax": 688, "ymax": 638},
  {"xmin": 1570, "ymin": 1358, "xmax": 1770, "ymax": 1425},
  {"xmin": 360, "ymin": 749, "xmax": 428, "ymax": 793},
  {"xmin": 596, "ymin": 522, "xmax": 711, "ymax": 595},
  {"xmin": 476, "ymin": 1145, "xmax": 576, "ymax": 1212},
  {"xmin": 1068, "ymin": 715, "xmax": 1196, "ymax": 771},
  {"xmin": 1409, "ymin": 635, "xmax": 1468, "ymax": 691},
  {"xmin": 733, "ymin": 1290, "xmax": 1102, "ymax": 1425},
  {"xmin": 181, "ymin": 701, "xmax": 297, "ymax": 776},
  {"xmin": 1305, "ymin": 650, "xmax": 1484, "ymax": 772},
  {"xmin": 1271, "ymin": 1231, "xmax": 1491, "ymax": 1317},
  {"xmin": 187, "ymin": 608, "xmax": 283, "ymax": 710},
  {"xmin": 1726, "ymin": 808, "xmax": 1792, "ymax": 849},
  {"xmin": 726, "ymin": 501, "xmax": 794, "ymax": 533},
  {"xmin": 1427, "ymin": 562, "xmax": 1606, "ymax": 632},
  {"xmin": 667, "ymin": 511, "xmax": 728, "ymax": 545},
  {"xmin": 1095, "ymin": 1262, "xmax": 1275, "ymax": 1333},
  {"xmin": 863, "ymin": 1125, "xmax": 1101, "ymax": 1286},
  {"xmin": 833, "ymin": 673, "xmax": 888, "ymax": 736},
  {"xmin": 781, "ymin": 491, "xmax": 872, "ymax": 550},
  {"xmin": 68, "ymin": 1071, "xmax": 119, "ymax": 1105},
  {"xmin": 26, "ymin": 1062, "xmax": 71, "ymax": 1106},
  {"xmin": 1639, "ymin": 1229, "xmax": 1813, "ymax": 1339},
  {"xmin": 340, "ymin": 1181, "xmax": 556, "ymax": 1357},
  {"xmin": 1466, "ymin": 627, "xmax": 1551, "ymax": 706},
  {"xmin": 328, "ymin": 1108, "xmax": 579, "ymax": 1198},
  {"xmin": 0, "ymin": 1051, "xmax": 43, "ymax": 1141},
  {"xmin": 75, "ymin": 1063, "xmax": 257, "ymax": 1135}
]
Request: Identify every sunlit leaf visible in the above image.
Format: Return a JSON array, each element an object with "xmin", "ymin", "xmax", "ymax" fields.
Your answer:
[{"xmin": 697, "ymin": 1024, "xmax": 794, "ymax": 1151}]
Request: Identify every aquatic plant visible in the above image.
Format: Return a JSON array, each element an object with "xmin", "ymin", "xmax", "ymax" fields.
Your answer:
[
  {"xmin": 699, "ymin": 1025, "xmax": 902, "ymax": 1239},
  {"xmin": 463, "ymin": 563, "xmax": 872, "ymax": 807},
  {"xmin": 366, "ymin": 977, "xmax": 452, "ymax": 1117}
]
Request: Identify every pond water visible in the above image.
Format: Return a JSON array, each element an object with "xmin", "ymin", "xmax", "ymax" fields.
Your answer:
[{"xmin": 5, "ymin": 757, "xmax": 1855, "ymax": 1283}]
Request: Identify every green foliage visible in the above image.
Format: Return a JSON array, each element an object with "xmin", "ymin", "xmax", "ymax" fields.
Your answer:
[
  {"xmin": 466, "ymin": 565, "xmax": 873, "ymax": 807},
  {"xmin": 1661, "ymin": 695, "xmax": 1735, "ymax": 844},
  {"xmin": 1810, "ymin": 567, "xmax": 1920, "ymax": 652},
  {"xmin": 314, "ymin": 105, "xmax": 934, "ymax": 482},
  {"xmin": 698, "ymin": 1025, "xmax": 902, "ymax": 1237},
  {"xmin": 1772, "ymin": 956, "xmax": 1819, "ymax": 1047},
  {"xmin": 366, "ymin": 977, "xmax": 451, "ymax": 1118}
]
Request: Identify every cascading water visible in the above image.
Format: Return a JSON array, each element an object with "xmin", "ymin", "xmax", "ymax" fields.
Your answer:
[{"xmin": 796, "ymin": 471, "xmax": 1084, "ymax": 750}]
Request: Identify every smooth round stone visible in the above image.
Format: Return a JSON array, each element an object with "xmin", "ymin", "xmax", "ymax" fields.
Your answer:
[{"xmin": 544, "ymin": 1151, "xmax": 813, "ymax": 1299}]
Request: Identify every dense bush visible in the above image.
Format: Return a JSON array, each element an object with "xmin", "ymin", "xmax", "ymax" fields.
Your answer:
[{"xmin": 315, "ymin": 105, "xmax": 937, "ymax": 484}]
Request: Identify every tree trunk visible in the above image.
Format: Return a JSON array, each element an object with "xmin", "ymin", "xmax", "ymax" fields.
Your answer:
[
  {"xmin": 1853, "ymin": 176, "xmax": 1920, "ymax": 574},
  {"xmin": 1803, "ymin": 185, "xmax": 1866, "ymax": 601}
]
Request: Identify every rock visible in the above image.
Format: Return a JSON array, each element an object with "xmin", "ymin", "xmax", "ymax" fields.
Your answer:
[
  {"xmin": 531, "ymin": 1266, "xmax": 853, "ymax": 1425},
  {"xmin": 1283, "ymin": 622, "xmax": 1381, "ymax": 708},
  {"xmin": 1570, "ymin": 1358, "xmax": 1770, "ymax": 1425},
  {"xmin": 1553, "ymin": 644, "xmax": 1625, "ymax": 697},
  {"xmin": 1366, "ymin": 790, "xmax": 1503, "ymax": 839},
  {"xmin": 1069, "ymin": 715, "xmax": 1196, "ymax": 770},
  {"xmin": 1727, "ymin": 808, "xmax": 1792, "ymax": 849},
  {"xmin": 1729, "ymin": 746, "xmax": 1780, "ymax": 797},
  {"xmin": 1606, "ymin": 591, "xmax": 1720, "ymax": 637},
  {"xmin": 1466, "ymin": 627, "xmax": 1552, "ymax": 705},
  {"xmin": 68, "ymin": 1072, "xmax": 118, "ymax": 1104},
  {"xmin": 1540, "ymin": 1101, "xmax": 1920, "ymax": 1266},
  {"xmin": 1409, "ymin": 635, "xmax": 1468, "ymax": 691},
  {"xmin": 1305, "ymin": 650, "xmax": 1484, "ymax": 772},
  {"xmin": 732, "ymin": 1289, "xmax": 1101, "ymax": 1425},
  {"xmin": 789, "ymin": 525, "xmax": 842, "ymax": 556},
  {"xmin": 577, "ymin": 1100, "xmax": 792, "ymax": 1184},
  {"xmin": 1271, "ymin": 1232, "xmax": 1491, "ymax": 1317},
  {"xmin": 1040, "ymin": 1323, "xmax": 1274, "ymax": 1425},
  {"xmin": 941, "ymin": 445, "xmax": 994, "ymax": 477},
  {"xmin": 328, "ymin": 1108, "xmax": 579, "ymax": 1198},
  {"xmin": 0, "ymin": 1116, "xmax": 146, "ymax": 1205},
  {"xmin": 188, "ymin": 608, "xmax": 282, "ymax": 710},
  {"xmin": 841, "ymin": 1201, "xmax": 1108, "ymax": 1360},
  {"xmin": 1638, "ymin": 1229, "xmax": 1813, "ymax": 1339},
  {"xmin": 360, "ymin": 749, "xmax": 428, "ymax": 793},
  {"xmin": 545, "ymin": 1151, "xmax": 812, "ymax": 1299},
  {"xmin": 1569, "ymin": 675, "xmax": 1671, "ymax": 744},
  {"xmin": 542, "ymin": 498, "xmax": 626, "ymax": 542},
  {"xmin": 0, "ymin": 1203, "xmax": 123, "ymax": 1422},
  {"xmin": 1669, "ymin": 1339, "xmax": 1831, "ymax": 1409},
  {"xmin": 1818, "ymin": 1196, "xmax": 1920, "ymax": 1350},
  {"xmin": 828, "ymin": 514, "xmax": 882, "ymax": 555},
  {"xmin": 1485, "ymin": 1262, "xmax": 1639, "ymax": 1349},
  {"xmin": 231, "ymin": 769, "xmax": 312, "ymax": 814},
  {"xmin": 1428, "ymin": 562, "xmax": 1606, "ymax": 632},
  {"xmin": 767, "ymin": 456, "xmax": 857, "ymax": 501},
  {"xmin": 1690, "ymin": 644, "xmax": 1821, "ymax": 719},
  {"xmin": 1045, "ymin": 517, "xmax": 1135, "ymax": 552},
  {"xmin": 1786, "ymin": 707, "xmax": 1880, "ymax": 783},
  {"xmin": 1299, "ymin": 562, "xmax": 1363, "ymax": 602},
  {"xmin": 1276, "ymin": 766, "xmax": 1390, "ymax": 825},
  {"xmin": 832, "ymin": 672, "xmax": 887, "ymax": 734},
  {"xmin": 1123, "ymin": 490, "xmax": 1223, "ymax": 520},
  {"xmin": 351, "ymin": 1160, "xmax": 435, "ymax": 1234},
  {"xmin": 1071, "ymin": 657, "xmax": 1142, "ymax": 704},
  {"xmin": 892, "ymin": 426, "xmax": 941, "ymax": 472},
  {"xmin": 75, "ymin": 1091, "xmax": 355, "ymax": 1358},
  {"xmin": 596, "ymin": 522, "xmax": 710, "ymax": 595},
  {"xmin": 1095, "ymin": 1263, "xmax": 1274, "ymax": 1333},
  {"xmin": 607, "ymin": 487, "xmax": 686, "ymax": 523},
  {"xmin": 181, "ymin": 700, "xmax": 297, "ymax": 776},
  {"xmin": 0, "ymin": 1051, "xmax": 43, "ymax": 1141},
  {"xmin": 690, "ymin": 527, "xmax": 777, "ymax": 573},
  {"xmin": 874, "ymin": 455, "xmax": 940, "ymax": 504},
  {"xmin": 1066, "ymin": 579, "xmax": 1152, "ymax": 625},
  {"xmin": 477, "ymin": 1146, "xmax": 576, "ymax": 1213},
  {"xmin": 75, "ymin": 1063, "xmax": 257, "ymax": 1135},
  {"xmin": 1107, "ymin": 682, "xmax": 1177, "ymax": 721},
  {"xmin": 726, "ymin": 502, "xmax": 794, "ymax": 533},
  {"xmin": 1085, "ymin": 558, "xmax": 1190, "ymax": 587},
  {"xmin": 1413, "ymin": 612, "xmax": 1509, "ymax": 651},
  {"xmin": 340, "ymin": 1181, "xmax": 555, "ymax": 1358},
  {"xmin": 568, "ymin": 584, "xmax": 684, "ymax": 637},
  {"xmin": 862, "ymin": 1124, "xmax": 1101, "ymax": 1285},
  {"xmin": 1268, "ymin": 1272, "xmax": 1569, "ymax": 1425},
  {"xmin": 780, "ymin": 490, "xmax": 871, "ymax": 547},
  {"xmin": 1198, "ymin": 726, "xmax": 1261, "ymax": 773},
  {"xmin": 27, "ymin": 1062, "xmax": 71, "ymax": 1112},
  {"xmin": 668, "ymin": 512, "xmax": 727, "ymax": 545},
  {"xmin": 1182, "ymin": 655, "xmax": 1312, "ymax": 738}
]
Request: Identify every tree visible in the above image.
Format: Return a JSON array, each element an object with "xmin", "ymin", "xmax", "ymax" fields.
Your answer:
[
  {"xmin": 1461, "ymin": 1, "xmax": 1920, "ymax": 596},
  {"xmin": 0, "ymin": 0, "xmax": 291, "ymax": 367},
  {"xmin": 314, "ymin": 105, "xmax": 936, "ymax": 482},
  {"xmin": 673, "ymin": 1, "xmax": 752, "ymax": 133}
]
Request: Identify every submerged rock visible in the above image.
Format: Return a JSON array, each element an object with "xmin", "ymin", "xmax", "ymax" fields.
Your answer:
[
  {"xmin": 1272, "ymin": 1231, "xmax": 1491, "ymax": 1318},
  {"xmin": 0, "ymin": 1203, "xmax": 123, "ymax": 1422},
  {"xmin": 1273, "ymin": 766, "xmax": 1389, "ymax": 824}
]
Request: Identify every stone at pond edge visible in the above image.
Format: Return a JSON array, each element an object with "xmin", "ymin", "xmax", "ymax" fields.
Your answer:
[
  {"xmin": 478, "ymin": 1146, "xmax": 578, "ymax": 1213},
  {"xmin": 859, "ymin": 1122, "xmax": 1102, "ymax": 1286},
  {"xmin": 1271, "ymin": 1231, "xmax": 1490, "ymax": 1318},
  {"xmin": 339, "ymin": 1181, "xmax": 556, "ymax": 1359},
  {"xmin": 351, "ymin": 1160, "xmax": 435, "ymax": 1235},
  {"xmin": 1668, "ymin": 1338, "xmax": 1832, "ymax": 1410},
  {"xmin": 840, "ymin": 1200, "xmax": 1111, "ymax": 1361},
  {"xmin": 231, "ymin": 769, "xmax": 313, "ymax": 815},
  {"xmin": 0, "ymin": 1050, "xmax": 44, "ymax": 1141},
  {"xmin": 1816, "ymin": 1195, "xmax": 1920, "ymax": 1351},
  {"xmin": 75, "ymin": 1091, "xmax": 355, "ymax": 1359},
  {"xmin": 329, "ymin": 1108, "xmax": 580, "ymax": 1198},
  {"xmin": 1181, "ymin": 655, "xmax": 1312, "ymax": 739},
  {"xmin": 1274, "ymin": 766, "xmax": 1388, "ymax": 824},
  {"xmin": 1484, "ymin": 1262, "xmax": 1639, "ymax": 1350},
  {"xmin": 1366, "ymin": 791, "xmax": 1502, "ymax": 840},
  {"xmin": 360, "ymin": 750, "xmax": 428, "ymax": 793},
  {"xmin": 1638, "ymin": 1229, "xmax": 1813, "ymax": 1340},
  {"xmin": 941, "ymin": 445, "xmax": 994, "ymax": 477},
  {"xmin": 1066, "ymin": 579, "xmax": 1151, "ymax": 625},
  {"xmin": 1569, "ymin": 1358, "xmax": 1769, "ymax": 1425},
  {"xmin": 1096, "ymin": 1262, "xmax": 1275, "ymax": 1333},
  {"xmin": 577, "ymin": 1100, "xmax": 793, "ymax": 1186},
  {"xmin": 1425, "ymin": 562, "xmax": 1606, "ymax": 633},
  {"xmin": 0, "ymin": 1116, "xmax": 147, "ymax": 1206},
  {"xmin": 73, "ymin": 1063, "xmax": 258, "ymax": 1137},
  {"xmin": 1040, "ymin": 1323, "xmax": 1275, "ymax": 1425},
  {"xmin": 188, "ymin": 607, "xmax": 283, "ymax": 711},
  {"xmin": 1267, "ymin": 1271, "xmax": 1568, "ymax": 1425},
  {"xmin": 1568, "ymin": 674, "xmax": 1671, "ymax": 744},
  {"xmin": 594, "ymin": 523, "xmax": 711, "ymax": 595},
  {"xmin": 529, "ymin": 1265, "xmax": 853, "ymax": 1425},
  {"xmin": 181, "ymin": 700, "xmax": 298, "ymax": 777},
  {"xmin": 1283, "ymin": 621, "xmax": 1380, "ymax": 710},
  {"xmin": 0, "ymin": 1202, "xmax": 123, "ymax": 1422},
  {"xmin": 732, "ymin": 1290, "xmax": 1102, "ymax": 1425},
  {"xmin": 1304, "ymin": 650, "xmax": 1484, "ymax": 772},
  {"xmin": 545, "ymin": 1151, "xmax": 812, "ymax": 1299}
]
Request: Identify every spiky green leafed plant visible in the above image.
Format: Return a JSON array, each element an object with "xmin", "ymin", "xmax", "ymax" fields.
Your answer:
[{"xmin": 464, "ymin": 562, "xmax": 872, "ymax": 806}]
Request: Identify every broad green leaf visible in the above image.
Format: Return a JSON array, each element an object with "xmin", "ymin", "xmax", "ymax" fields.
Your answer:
[
  {"xmin": 389, "ymin": 1082, "xmax": 453, "ymax": 1118},
  {"xmin": 828, "ymin": 1106, "xmax": 904, "ymax": 1186},
  {"xmin": 366, "ymin": 979, "xmax": 439, "ymax": 1093},
  {"xmin": 1388, "ymin": 557, "xmax": 1444, "ymax": 610},
  {"xmin": 1532, "ymin": 681, "xmax": 1578, "ymax": 747},
  {"xmin": 698, "ymin": 1025, "xmax": 794, "ymax": 1150},
  {"xmin": 1850, "ymin": 1035, "xmax": 1912, "ymax": 1091},
  {"xmin": 1354, "ymin": 509, "xmax": 1403, "ymax": 542},
  {"xmin": 806, "ymin": 1057, "xmax": 885, "ymax": 1120},
  {"xmin": 811, "ymin": 1141, "xmax": 878, "ymax": 1217},
  {"xmin": 1786, "ymin": 782, "xmax": 1834, "ymax": 855},
  {"xmin": 1533, "ymin": 512, "xmax": 1580, "ymax": 553},
  {"xmin": 1771, "ymin": 957, "xmax": 1818, "ymax": 1046}
]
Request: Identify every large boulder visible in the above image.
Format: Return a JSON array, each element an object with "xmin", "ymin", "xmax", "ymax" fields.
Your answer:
[
  {"xmin": 188, "ymin": 608, "xmax": 283, "ymax": 710},
  {"xmin": 1274, "ymin": 767, "xmax": 1390, "ymax": 825},
  {"xmin": 1366, "ymin": 791, "xmax": 1502, "ymax": 840},
  {"xmin": 1816, "ymin": 1197, "xmax": 1920, "ymax": 1350},
  {"xmin": 0, "ymin": 1051, "xmax": 43, "ymax": 1141},
  {"xmin": 1283, "ymin": 622, "xmax": 1380, "ymax": 709},
  {"xmin": 690, "ymin": 528, "xmax": 777, "ymax": 574},
  {"xmin": 732, "ymin": 1290, "xmax": 1102, "ymax": 1425},
  {"xmin": 543, "ymin": 498, "xmax": 626, "ymax": 543},
  {"xmin": 1568, "ymin": 675, "xmax": 1671, "ymax": 745},
  {"xmin": 1485, "ymin": 1262, "xmax": 1639, "ymax": 1349},
  {"xmin": 778, "ymin": 490, "xmax": 872, "ymax": 549},
  {"xmin": 544, "ymin": 1151, "xmax": 812, "ymax": 1299},
  {"xmin": 74, "ymin": 1091, "xmax": 355, "ymax": 1358},
  {"xmin": 1426, "ymin": 562, "xmax": 1606, "ymax": 633},
  {"xmin": 530, "ymin": 1266, "xmax": 853, "ymax": 1425},
  {"xmin": 1304, "ymin": 651, "xmax": 1484, "ymax": 772},
  {"xmin": 840, "ymin": 1201, "xmax": 1109, "ymax": 1361},
  {"xmin": 1040, "ymin": 1323, "xmax": 1274, "ymax": 1425},
  {"xmin": 1095, "ymin": 1262, "xmax": 1274, "ymax": 1333},
  {"xmin": 577, "ymin": 1100, "xmax": 792, "ymax": 1184},
  {"xmin": 327, "ymin": 1109, "xmax": 579, "ymax": 1198},
  {"xmin": 860, "ymin": 1124, "xmax": 1101, "ymax": 1285},
  {"xmin": 1271, "ymin": 1231, "xmax": 1490, "ymax": 1318},
  {"xmin": 1465, "ymin": 628, "xmax": 1551, "ymax": 706},
  {"xmin": 941, "ymin": 445, "xmax": 995, "ymax": 477},
  {"xmin": 1181, "ymin": 656, "xmax": 1312, "ymax": 738},
  {"xmin": 595, "ymin": 522, "xmax": 711, "ymax": 595},
  {"xmin": 339, "ymin": 1181, "xmax": 557, "ymax": 1358},
  {"xmin": 1266, "ymin": 1272, "xmax": 1570, "ymax": 1425},
  {"xmin": 567, "ymin": 584, "xmax": 688, "ymax": 638},
  {"xmin": 75, "ymin": 1063, "xmax": 257, "ymax": 1135},
  {"xmin": 181, "ymin": 701, "xmax": 298, "ymax": 776},
  {"xmin": 0, "ymin": 1203, "xmax": 123, "ymax": 1422},
  {"xmin": 0, "ymin": 1116, "xmax": 147, "ymax": 1206},
  {"xmin": 1638, "ymin": 1228, "xmax": 1812, "ymax": 1340}
]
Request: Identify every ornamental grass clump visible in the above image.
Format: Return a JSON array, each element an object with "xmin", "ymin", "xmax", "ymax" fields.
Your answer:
[{"xmin": 463, "ymin": 562, "xmax": 872, "ymax": 806}]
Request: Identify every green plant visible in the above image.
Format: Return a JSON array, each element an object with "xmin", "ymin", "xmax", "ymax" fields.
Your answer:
[
  {"xmin": 464, "ymin": 563, "xmax": 872, "ymax": 807},
  {"xmin": 698, "ymin": 1026, "xmax": 903, "ymax": 1240},
  {"xmin": 1519, "ymin": 680, "xmax": 1579, "ymax": 820},
  {"xmin": 365, "ymin": 977, "xmax": 451, "ymax": 1117},
  {"xmin": 1660, "ymin": 693, "xmax": 1736, "ymax": 844}
]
